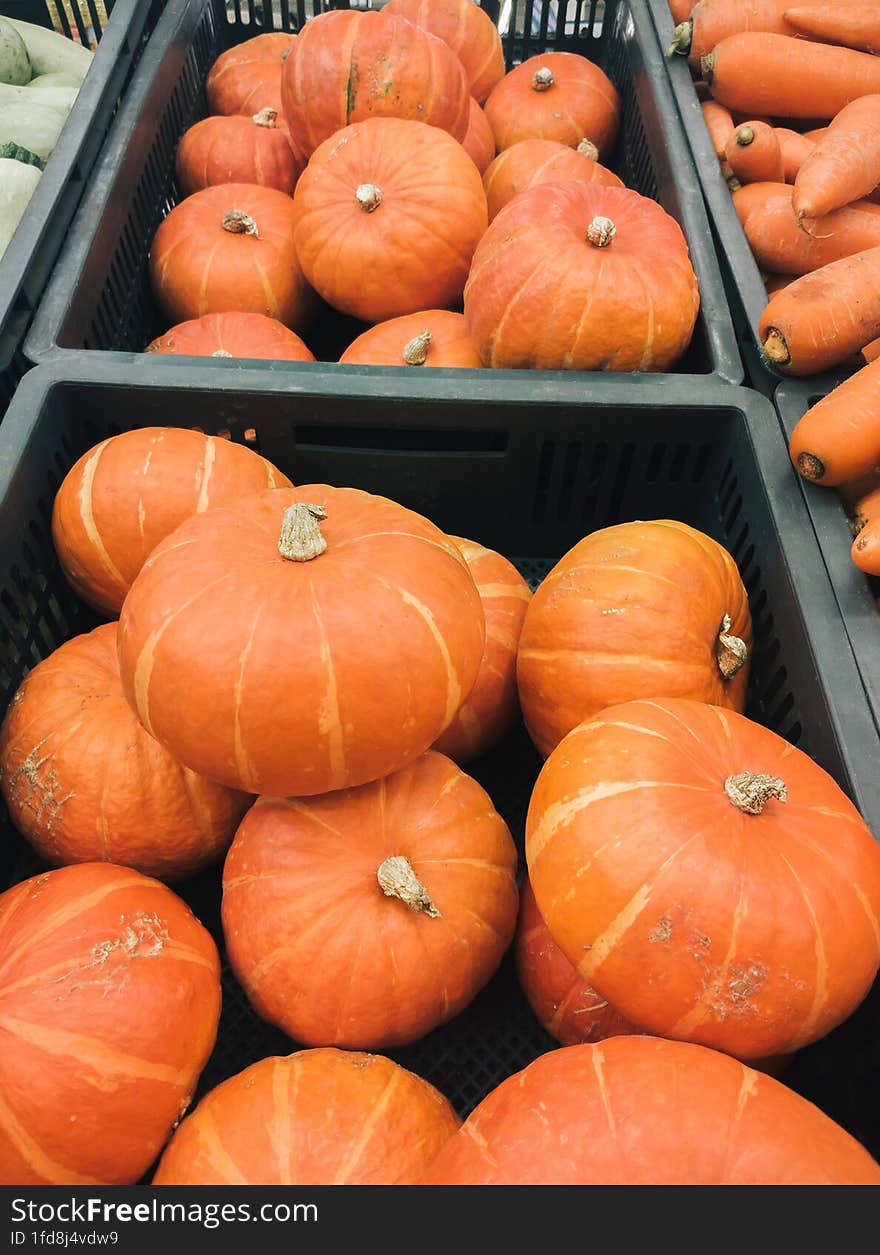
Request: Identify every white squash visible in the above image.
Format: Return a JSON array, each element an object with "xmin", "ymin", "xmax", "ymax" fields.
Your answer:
[
  {"xmin": 0, "ymin": 158, "xmax": 41, "ymax": 259},
  {"xmin": 26, "ymin": 71, "xmax": 83, "ymax": 91},
  {"xmin": 0, "ymin": 100, "xmax": 68, "ymax": 160},
  {"xmin": 6, "ymin": 19, "xmax": 92, "ymax": 85},
  {"xmin": 0, "ymin": 18, "xmax": 31, "ymax": 86},
  {"xmin": 0, "ymin": 81, "xmax": 77, "ymax": 113}
]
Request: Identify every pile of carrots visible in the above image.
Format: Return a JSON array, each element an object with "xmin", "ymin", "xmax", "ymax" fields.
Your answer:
[{"xmin": 667, "ymin": 0, "xmax": 880, "ymax": 578}]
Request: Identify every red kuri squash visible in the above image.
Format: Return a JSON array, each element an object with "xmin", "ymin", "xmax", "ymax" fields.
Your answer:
[
  {"xmin": 146, "ymin": 313, "xmax": 314, "ymax": 362},
  {"xmin": 339, "ymin": 311, "xmax": 482, "ymax": 368},
  {"xmin": 482, "ymin": 137, "xmax": 623, "ymax": 222},
  {"xmin": 205, "ymin": 32, "xmax": 297, "ymax": 118},
  {"xmin": 385, "ymin": 0, "xmax": 505, "ymax": 102},
  {"xmin": 175, "ymin": 109, "xmax": 304, "ymax": 197},
  {"xmin": 462, "ymin": 96, "xmax": 495, "ymax": 173},
  {"xmin": 484, "ymin": 51, "xmax": 620, "ymax": 157}
]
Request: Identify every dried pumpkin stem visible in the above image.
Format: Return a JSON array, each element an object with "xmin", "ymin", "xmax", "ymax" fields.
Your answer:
[
  {"xmin": 724, "ymin": 772, "xmax": 788, "ymax": 815},
  {"xmin": 762, "ymin": 329, "xmax": 791, "ymax": 365},
  {"xmin": 587, "ymin": 216, "xmax": 616, "ymax": 247},
  {"xmin": 403, "ymin": 329, "xmax": 432, "ymax": 365},
  {"xmin": 356, "ymin": 183, "xmax": 383, "ymax": 213},
  {"xmin": 667, "ymin": 20, "xmax": 693, "ymax": 57},
  {"xmin": 278, "ymin": 503, "xmax": 328, "ymax": 562},
  {"xmin": 253, "ymin": 107, "xmax": 278, "ymax": 128},
  {"xmin": 377, "ymin": 855, "xmax": 441, "ymax": 917},
  {"xmin": 532, "ymin": 67, "xmax": 554, "ymax": 91},
  {"xmin": 222, "ymin": 209, "xmax": 259, "ymax": 237},
  {"xmin": 716, "ymin": 614, "xmax": 749, "ymax": 679},
  {"xmin": 577, "ymin": 138, "xmax": 599, "ymax": 161}
]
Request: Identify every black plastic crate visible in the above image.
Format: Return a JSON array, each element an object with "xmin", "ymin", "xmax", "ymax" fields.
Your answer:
[
  {"xmin": 2, "ymin": 359, "xmax": 880, "ymax": 1157},
  {"xmin": 0, "ymin": 0, "xmax": 165, "ymax": 422},
  {"xmin": 24, "ymin": 0, "xmax": 743, "ymax": 385}
]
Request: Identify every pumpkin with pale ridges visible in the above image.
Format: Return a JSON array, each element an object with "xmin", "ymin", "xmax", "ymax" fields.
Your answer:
[
  {"xmin": 484, "ymin": 51, "xmax": 620, "ymax": 157},
  {"xmin": 483, "ymin": 137, "xmax": 623, "ymax": 222},
  {"xmin": 339, "ymin": 311, "xmax": 482, "ymax": 368},
  {"xmin": 52, "ymin": 426, "xmax": 291, "ymax": 616},
  {"xmin": 205, "ymin": 32, "xmax": 297, "ymax": 118},
  {"xmin": 422, "ymin": 1037, "xmax": 880, "ymax": 1183},
  {"xmin": 462, "ymin": 96, "xmax": 495, "ymax": 173},
  {"xmin": 385, "ymin": 0, "xmax": 505, "ymax": 103},
  {"xmin": 222, "ymin": 750, "xmax": 518, "ymax": 1049},
  {"xmin": 117, "ymin": 486, "xmax": 485, "ymax": 797},
  {"xmin": 154, "ymin": 1049, "xmax": 460, "ymax": 1184},
  {"xmin": 0, "ymin": 863, "xmax": 221, "ymax": 1185},
  {"xmin": 174, "ymin": 109, "xmax": 304, "ymax": 197},
  {"xmin": 147, "ymin": 313, "xmax": 314, "ymax": 362}
]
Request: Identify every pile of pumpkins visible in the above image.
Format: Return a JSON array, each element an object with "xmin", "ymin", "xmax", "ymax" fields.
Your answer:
[
  {"xmin": 1, "ymin": 420, "xmax": 880, "ymax": 1185},
  {"xmin": 144, "ymin": 3, "xmax": 700, "ymax": 372}
]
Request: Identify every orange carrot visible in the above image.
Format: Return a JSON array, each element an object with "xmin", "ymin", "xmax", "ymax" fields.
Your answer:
[
  {"xmin": 766, "ymin": 273, "xmax": 797, "ymax": 294},
  {"xmin": 668, "ymin": 0, "xmax": 826, "ymax": 69},
  {"xmin": 803, "ymin": 127, "xmax": 828, "ymax": 143},
  {"xmin": 704, "ymin": 34, "xmax": 880, "ymax": 119},
  {"xmin": 732, "ymin": 179, "xmax": 789, "ymax": 223},
  {"xmin": 793, "ymin": 95, "xmax": 880, "ymax": 223},
  {"xmin": 775, "ymin": 127, "xmax": 814, "ymax": 182},
  {"xmin": 725, "ymin": 120, "xmax": 785, "ymax": 183},
  {"xmin": 785, "ymin": 6, "xmax": 880, "ymax": 54},
  {"xmin": 864, "ymin": 336, "xmax": 880, "ymax": 364},
  {"xmin": 789, "ymin": 356, "xmax": 880, "ymax": 483},
  {"xmin": 702, "ymin": 100, "xmax": 735, "ymax": 158},
  {"xmin": 669, "ymin": 0, "xmax": 694, "ymax": 23},
  {"xmin": 839, "ymin": 469, "xmax": 880, "ymax": 535},
  {"xmin": 852, "ymin": 516, "xmax": 880, "ymax": 574},
  {"xmin": 735, "ymin": 185, "xmax": 880, "ymax": 273}
]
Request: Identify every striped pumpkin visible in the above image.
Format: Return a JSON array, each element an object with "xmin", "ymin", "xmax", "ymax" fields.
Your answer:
[
  {"xmin": 146, "ymin": 313, "xmax": 315, "ymax": 362},
  {"xmin": 0, "ymin": 863, "xmax": 221, "ymax": 1185},
  {"xmin": 205, "ymin": 32, "xmax": 298, "ymax": 118},
  {"xmin": 222, "ymin": 750, "xmax": 518, "ymax": 1049},
  {"xmin": 526, "ymin": 697, "xmax": 880, "ymax": 1060},
  {"xmin": 117, "ymin": 487, "xmax": 486, "ymax": 797},
  {"xmin": 52, "ymin": 427, "xmax": 291, "ymax": 615},
  {"xmin": 462, "ymin": 97, "xmax": 496, "ymax": 173},
  {"xmin": 0, "ymin": 624, "xmax": 250, "ymax": 881},
  {"xmin": 385, "ymin": 0, "xmax": 505, "ymax": 103},
  {"xmin": 339, "ymin": 312, "xmax": 483, "ymax": 369},
  {"xmin": 432, "ymin": 537, "xmax": 531, "ymax": 763},
  {"xmin": 483, "ymin": 137, "xmax": 624, "ymax": 222},
  {"xmin": 516, "ymin": 520, "xmax": 751, "ymax": 757},
  {"xmin": 174, "ymin": 109, "xmax": 305, "ymax": 198},
  {"xmin": 154, "ymin": 1048, "xmax": 460, "ymax": 1184}
]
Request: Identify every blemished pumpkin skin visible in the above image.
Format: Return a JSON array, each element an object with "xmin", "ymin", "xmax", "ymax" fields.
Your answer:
[
  {"xmin": 280, "ymin": 9, "xmax": 470, "ymax": 160},
  {"xmin": 153, "ymin": 1049, "xmax": 460, "ymax": 1185},
  {"xmin": 339, "ymin": 311, "xmax": 482, "ymax": 368},
  {"xmin": 462, "ymin": 96, "xmax": 495, "ymax": 173},
  {"xmin": 174, "ymin": 109, "xmax": 304, "ymax": 198},
  {"xmin": 293, "ymin": 118, "xmax": 488, "ymax": 323},
  {"xmin": 422, "ymin": 1037, "xmax": 880, "ymax": 1184},
  {"xmin": 385, "ymin": 0, "xmax": 505, "ymax": 103},
  {"xmin": 117, "ymin": 485, "xmax": 486, "ymax": 798},
  {"xmin": 464, "ymin": 182, "xmax": 700, "ymax": 372},
  {"xmin": 432, "ymin": 537, "xmax": 531, "ymax": 763},
  {"xmin": 484, "ymin": 51, "xmax": 621, "ymax": 158},
  {"xmin": 0, "ymin": 862, "xmax": 221, "ymax": 1185},
  {"xmin": 146, "ymin": 313, "xmax": 315, "ymax": 363},
  {"xmin": 0, "ymin": 624, "xmax": 251, "ymax": 882},
  {"xmin": 222, "ymin": 751, "xmax": 519, "ymax": 1049},
  {"xmin": 51, "ymin": 426, "xmax": 291, "ymax": 616},
  {"xmin": 205, "ymin": 32, "xmax": 297, "ymax": 118},
  {"xmin": 516, "ymin": 520, "xmax": 751, "ymax": 758},
  {"xmin": 483, "ymin": 137, "xmax": 623, "ymax": 222},
  {"xmin": 526, "ymin": 697, "xmax": 880, "ymax": 1060},
  {"xmin": 149, "ymin": 184, "xmax": 316, "ymax": 332}
]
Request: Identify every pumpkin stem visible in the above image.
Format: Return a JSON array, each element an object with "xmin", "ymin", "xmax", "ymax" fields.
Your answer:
[
  {"xmin": 735, "ymin": 126, "xmax": 755, "ymax": 147},
  {"xmin": 577, "ymin": 138, "xmax": 599, "ymax": 161},
  {"xmin": 724, "ymin": 771, "xmax": 788, "ymax": 815},
  {"xmin": 716, "ymin": 614, "xmax": 749, "ymax": 679},
  {"xmin": 762, "ymin": 329, "xmax": 791, "ymax": 366},
  {"xmin": 356, "ymin": 183, "xmax": 383, "ymax": 213},
  {"xmin": 532, "ymin": 67, "xmax": 554, "ymax": 91},
  {"xmin": 212, "ymin": 349, "xmax": 233, "ymax": 357},
  {"xmin": 253, "ymin": 107, "xmax": 278, "ymax": 128},
  {"xmin": 403, "ymin": 329, "xmax": 432, "ymax": 365},
  {"xmin": 587, "ymin": 216, "xmax": 616, "ymax": 248},
  {"xmin": 667, "ymin": 20, "xmax": 693, "ymax": 57},
  {"xmin": 222, "ymin": 209, "xmax": 259, "ymax": 237},
  {"xmin": 278, "ymin": 503, "xmax": 328, "ymax": 562},
  {"xmin": 377, "ymin": 855, "xmax": 441, "ymax": 917}
]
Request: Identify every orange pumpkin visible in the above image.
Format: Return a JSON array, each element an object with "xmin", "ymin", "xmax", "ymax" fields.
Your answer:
[
  {"xmin": 527, "ymin": 697, "xmax": 880, "ymax": 1060},
  {"xmin": 280, "ymin": 9, "xmax": 470, "ymax": 159},
  {"xmin": 149, "ymin": 183, "xmax": 316, "ymax": 331},
  {"xmin": 483, "ymin": 137, "xmax": 623, "ymax": 222},
  {"xmin": 484, "ymin": 51, "xmax": 620, "ymax": 157},
  {"xmin": 174, "ymin": 109, "xmax": 304, "ymax": 197},
  {"xmin": 385, "ymin": 0, "xmax": 505, "ymax": 103},
  {"xmin": 293, "ymin": 118, "xmax": 488, "ymax": 323},
  {"xmin": 464, "ymin": 182, "xmax": 700, "ymax": 371},
  {"xmin": 205, "ymin": 32, "xmax": 298, "ymax": 118},
  {"xmin": 154, "ymin": 1048, "xmax": 460, "ymax": 1184},
  {"xmin": 222, "ymin": 750, "xmax": 518, "ymax": 1049},
  {"xmin": 52, "ymin": 426, "xmax": 291, "ymax": 616},
  {"xmin": 117, "ymin": 486, "xmax": 486, "ymax": 797},
  {"xmin": 516, "ymin": 520, "xmax": 751, "ymax": 758},
  {"xmin": 423, "ymin": 1037, "xmax": 880, "ymax": 1183},
  {"xmin": 462, "ymin": 96, "xmax": 495, "ymax": 173},
  {"xmin": 0, "ymin": 624, "xmax": 250, "ymax": 881},
  {"xmin": 433, "ymin": 537, "xmax": 531, "ymax": 763},
  {"xmin": 339, "ymin": 311, "xmax": 482, "ymax": 368},
  {"xmin": 146, "ymin": 313, "xmax": 314, "ymax": 362},
  {"xmin": 0, "ymin": 863, "xmax": 221, "ymax": 1185}
]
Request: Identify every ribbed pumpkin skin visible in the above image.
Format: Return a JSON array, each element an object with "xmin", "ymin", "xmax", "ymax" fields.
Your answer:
[
  {"xmin": 422, "ymin": 1037, "xmax": 880, "ymax": 1184},
  {"xmin": 222, "ymin": 751, "xmax": 518, "ymax": 1049},
  {"xmin": 0, "ymin": 863, "xmax": 221, "ymax": 1185},
  {"xmin": 0, "ymin": 624, "xmax": 250, "ymax": 881},
  {"xmin": 154, "ymin": 1049, "xmax": 460, "ymax": 1185},
  {"xmin": 174, "ymin": 112, "xmax": 304, "ymax": 197},
  {"xmin": 149, "ymin": 184, "xmax": 316, "ymax": 331},
  {"xmin": 462, "ymin": 96, "xmax": 495, "ymax": 173},
  {"xmin": 527, "ymin": 698, "xmax": 880, "ymax": 1059},
  {"xmin": 51, "ymin": 426, "xmax": 291, "ymax": 616},
  {"xmin": 205, "ymin": 32, "xmax": 297, "ymax": 117},
  {"xmin": 516, "ymin": 878, "xmax": 639, "ymax": 1047},
  {"xmin": 484, "ymin": 51, "xmax": 620, "ymax": 157},
  {"xmin": 385, "ymin": 0, "xmax": 505, "ymax": 103},
  {"xmin": 117, "ymin": 485, "xmax": 485, "ymax": 797},
  {"xmin": 339, "ymin": 311, "xmax": 482, "ymax": 368},
  {"xmin": 147, "ymin": 313, "xmax": 315, "ymax": 362},
  {"xmin": 516, "ymin": 520, "xmax": 751, "ymax": 756},
  {"xmin": 483, "ymin": 138, "xmax": 623, "ymax": 221},
  {"xmin": 293, "ymin": 118, "xmax": 488, "ymax": 323},
  {"xmin": 280, "ymin": 9, "xmax": 470, "ymax": 159},
  {"xmin": 464, "ymin": 182, "xmax": 700, "ymax": 371},
  {"xmin": 433, "ymin": 537, "xmax": 531, "ymax": 763}
]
